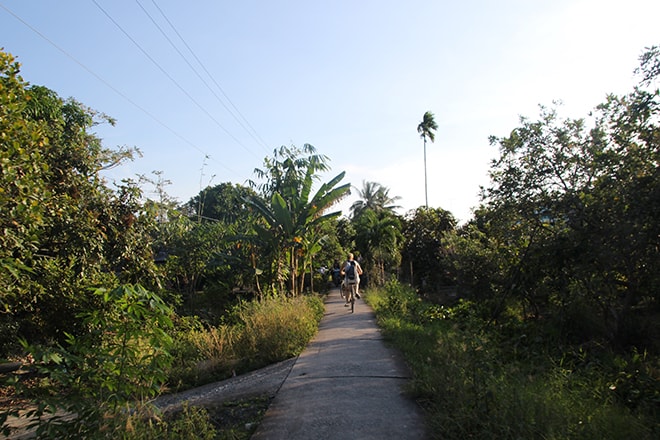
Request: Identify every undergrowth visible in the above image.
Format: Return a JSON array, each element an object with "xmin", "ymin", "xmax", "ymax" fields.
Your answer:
[
  {"xmin": 366, "ymin": 281, "xmax": 659, "ymax": 440},
  {"xmin": 168, "ymin": 294, "xmax": 324, "ymax": 390},
  {"xmin": 2, "ymin": 290, "xmax": 324, "ymax": 439}
]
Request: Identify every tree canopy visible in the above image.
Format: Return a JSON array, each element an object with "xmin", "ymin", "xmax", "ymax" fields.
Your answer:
[{"xmin": 475, "ymin": 46, "xmax": 660, "ymax": 344}]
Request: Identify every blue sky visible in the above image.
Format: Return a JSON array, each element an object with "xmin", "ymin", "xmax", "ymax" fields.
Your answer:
[{"xmin": 2, "ymin": 0, "xmax": 659, "ymax": 222}]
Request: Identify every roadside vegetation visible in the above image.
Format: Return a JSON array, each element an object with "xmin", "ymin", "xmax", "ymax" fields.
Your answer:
[
  {"xmin": 0, "ymin": 48, "xmax": 336, "ymax": 438},
  {"xmin": 1, "ymin": 44, "xmax": 659, "ymax": 439},
  {"xmin": 168, "ymin": 294, "xmax": 324, "ymax": 390},
  {"xmin": 368, "ymin": 281, "xmax": 658, "ymax": 439},
  {"xmin": 4, "ymin": 291, "xmax": 322, "ymax": 439}
]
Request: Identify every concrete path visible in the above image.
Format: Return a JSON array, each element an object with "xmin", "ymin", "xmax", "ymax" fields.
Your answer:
[{"xmin": 251, "ymin": 288, "xmax": 427, "ymax": 439}]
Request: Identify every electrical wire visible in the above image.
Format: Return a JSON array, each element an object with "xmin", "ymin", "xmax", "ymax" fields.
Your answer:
[
  {"xmin": 0, "ymin": 1, "xmax": 237, "ymax": 176},
  {"xmin": 147, "ymin": 0, "xmax": 271, "ymax": 152},
  {"xmin": 91, "ymin": 0, "xmax": 259, "ymax": 159},
  {"xmin": 136, "ymin": 0, "xmax": 270, "ymax": 153}
]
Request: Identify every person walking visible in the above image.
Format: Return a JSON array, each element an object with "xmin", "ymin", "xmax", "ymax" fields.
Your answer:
[{"xmin": 341, "ymin": 253, "xmax": 363, "ymax": 307}]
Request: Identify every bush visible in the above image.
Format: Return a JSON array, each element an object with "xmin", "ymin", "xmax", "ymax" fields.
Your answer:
[
  {"xmin": 3, "ymin": 289, "xmax": 326, "ymax": 438},
  {"xmin": 3, "ymin": 285, "xmax": 175, "ymax": 438}
]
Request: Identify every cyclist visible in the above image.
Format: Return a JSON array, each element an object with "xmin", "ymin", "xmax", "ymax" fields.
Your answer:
[
  {"xmin": 341, "ymin": 253, "xmax": 363, "ymax": 307},
  {"xmin": 331, "ymin": 260, "xmax": 342, "ymax": 288}
]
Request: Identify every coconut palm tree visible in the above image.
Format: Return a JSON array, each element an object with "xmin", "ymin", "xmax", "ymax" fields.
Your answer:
[
  {"xmin": 350, "ymin": 181, "xmax": 401, "ymax": 218},
  {"xmin": 417, "ymin": 111, "xmax": 438, "ymax": 209}
]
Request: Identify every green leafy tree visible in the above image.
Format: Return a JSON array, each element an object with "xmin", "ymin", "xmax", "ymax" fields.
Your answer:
[
  {"xmin": 104, "ymin": 179, "xmax": 163, "ymax": 289},
  {"xmin": 353, "ymin": 209, "xmax": 403, "ymax": 286},
  {"xmin": 249, "ymin": 144, "xmax": 329, "ymax": 199},
  {"xmin": 161, "ymin": 218, "xmax": 226, "ymax": 299},
  {"xmin": 0, "ymin": 49, "xmax": 151, "ymax": 350},
  {"xmin": 481, "ymin": 46, "xmax": 660, "ymax": 344},
  {"xmin": 184, "ymin": 181, "xmax": 256, "ymax": 224},
  {"xmin": 417, "ymin": 111, "xmax": 438, "ymax": 208},
  {"xmin": 170, "ymin": 182, "xmax": 261, "ymax": 304},
  {"xmin": 334, "ymin": 217, "xmax": 356, "ymax": 253},
  {"xmin": 401, "ymin": 206, "xmax": 457, "ymax": 291},
  {"xmin": 0, "ymin": 52, "xmax": 50, "ymax": 322},
  {"xmin": 443, "ymin": 222, "xmax": 504, "ymax": 299}
]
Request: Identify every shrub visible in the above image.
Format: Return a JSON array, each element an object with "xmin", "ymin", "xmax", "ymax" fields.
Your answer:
[
  {"xmin": 166, "ymin": 293, "xmax": 324, "ymax": 390},
  {"xmin": 3, "ymin": 285, "xmax": 175, "ymax": 438}
]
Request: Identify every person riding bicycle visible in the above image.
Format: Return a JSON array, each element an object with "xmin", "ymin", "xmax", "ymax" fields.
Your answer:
[
  {"xmin": 341, "ymin": 253, "xmax": 363, "ymax": 307},
  {"xmin": 331, "ymin": 260, "xmax": 342, "ymax": 287}
]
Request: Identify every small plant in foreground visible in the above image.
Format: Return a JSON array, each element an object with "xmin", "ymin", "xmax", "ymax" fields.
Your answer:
[{"xmin": 4, "ymin": 285, "xmax": 175, "ymax": 438}]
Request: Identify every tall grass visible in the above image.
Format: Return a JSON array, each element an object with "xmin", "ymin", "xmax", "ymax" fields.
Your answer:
[
  {"xmin": 367, "ymin": 281, "xmax": 658, "ymax": 439},
  {"xmin": 168, "ymin": 294, "xmax": 324, "ymax": 390},
  {"xmin": 106, "ymin": 404, "xmax": 218, "ymax": 440},
  {"xmin": 124, "ymin": 293, "xmax": 324, "ymax": 439},
  {"xmin": 233, "ymin": 295, "xmax": 324, "ymax": 368}
]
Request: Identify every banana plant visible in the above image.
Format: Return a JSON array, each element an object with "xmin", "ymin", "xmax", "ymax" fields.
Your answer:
[{"xmin": 247, "ymin": 165, "xmax": 349, "ymax": 296}]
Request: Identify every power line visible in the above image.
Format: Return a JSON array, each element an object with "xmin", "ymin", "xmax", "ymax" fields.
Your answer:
[
  {"xmin": 147, "ymin": 0, "xmax": 271, "ymax": 152},
  {"xmin": 91, "ymin": 0, "xmax": 260, "ymax": 159},
  {"xmin": 136, "ymin": 0, "xmax": 270, "ymax": 153},
  {"xmin": 0, "ymin": 1, "xmax": 237, "ymax": 177}
]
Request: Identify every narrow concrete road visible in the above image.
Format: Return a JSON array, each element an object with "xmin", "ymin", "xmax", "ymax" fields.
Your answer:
[{"xmin": 251, "ymin": 288, "xmax": 427, "ymax": 439}]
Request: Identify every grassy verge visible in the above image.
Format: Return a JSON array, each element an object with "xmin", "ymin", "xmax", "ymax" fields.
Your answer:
[
  {"xmin": 366, "ymin": 281, "xmax": 659, "ymax": 440},
  {"xmin": 168, "ymin": 294, "xmax": 324, "ymax": 391},
  {"xmin": 2, "ymin": 293, "xmax": 325, "ymax": 440},
  {"xmin": 163, "ymin": 293, "xmax": 325, "ymax": 439}
]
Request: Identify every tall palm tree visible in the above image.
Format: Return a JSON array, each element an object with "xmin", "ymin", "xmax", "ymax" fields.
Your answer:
[{"xmin": 417, "ymin": 111, "xmax": 438, "ymax": 209}]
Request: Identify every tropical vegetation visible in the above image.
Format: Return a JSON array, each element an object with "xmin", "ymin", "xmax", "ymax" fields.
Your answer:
[
  {"xmin": 1, "ymin": 43, "xmax": 659, "ymax": 439},
  {"xmin": 368, "ymin": 281, "xmax": 657, "ymax": 439}
]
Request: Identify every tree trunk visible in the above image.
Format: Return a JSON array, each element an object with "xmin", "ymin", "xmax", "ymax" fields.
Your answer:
[
  {"xmin": 424, "ymin": 138, "xmax": 428, "ymax": 209},
  {"xmin": 290, "ymin": 248, "xmax": 297, "ymax": 296},
  {"xmin": 251, "ymin": 250, "xmax": 263, "ymax": 302},
  {"xmin": 309, "ymin": 256, "xmax": 314, "ymax": 294}
]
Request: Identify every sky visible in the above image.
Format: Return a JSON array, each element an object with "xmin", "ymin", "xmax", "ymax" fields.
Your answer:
[{"xmin": 2, "ymin": 0, "xmax": 659, "ymax": 223}]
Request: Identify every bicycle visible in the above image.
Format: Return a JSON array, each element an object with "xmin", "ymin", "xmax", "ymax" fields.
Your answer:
[{"xmin": 343, "ymin": 281, "xmax": 357, "ymax": 313}]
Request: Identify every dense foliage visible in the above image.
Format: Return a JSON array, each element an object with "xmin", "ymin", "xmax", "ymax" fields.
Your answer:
[
  {"xmin": 401, "ymin": 206, "xmax": 457, "ymax": 290},
  {"xmin": 0, "ymin": 51, "xmax": 149, "ymax": 351},
  {"xmin": 462, "ymin": 46, "xmax": 660, "ymax": 348},
  {"xmin": 0, "ymin": 49, "xmax": 330, "ymax": 438},
  {"xmin": 1, "ymin": 43, "xmax": 659, "ymax": 438},
  {"xmin": 245, "ymin": 144, "xmax": 350, "ymax": 296}
]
